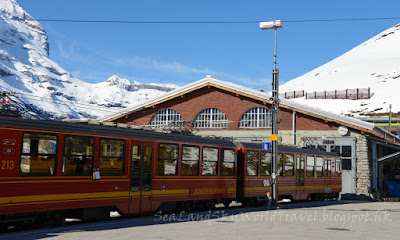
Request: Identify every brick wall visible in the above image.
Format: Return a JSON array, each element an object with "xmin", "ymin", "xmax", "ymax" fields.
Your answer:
[{"xmin": 115, "ymin": 86, "xmax": 339, "ymax": 131}]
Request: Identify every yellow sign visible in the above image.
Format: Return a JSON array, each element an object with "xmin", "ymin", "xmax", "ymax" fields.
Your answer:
[
  {"xmin": 270, "ymin": 134, "xmax": 278, "ymax": 141},
  {"xmin": 191, "ymin": 188, "xmax": 226, "ymax": 196}
]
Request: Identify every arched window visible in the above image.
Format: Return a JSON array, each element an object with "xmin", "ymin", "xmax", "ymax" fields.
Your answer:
[
  {"xmin": 239, "ymin": 107, "xmax": 271, "ymax": 128},
  {"xmin": 193, "ymin": 108, "xmax": 229, "ymax": 128},
  {"xmin": 150, "ymin": 109, "xmax": 183, "ymax": 128}
]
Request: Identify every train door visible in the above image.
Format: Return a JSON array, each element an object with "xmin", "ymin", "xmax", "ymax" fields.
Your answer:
[
  {"xmin": 324, "ymin": 158, "xmax": 332, "ymax": 193},
  {"xmin": 296, "ymin": 155, "xmax": 305, "ymax": 199},
  {"xmin": 236, "ymin": 148, "xmax": 245, "ymax": 199},
  {"xmin": 130, "ymin": 141, "xmax": 154, "ymax": 216}
]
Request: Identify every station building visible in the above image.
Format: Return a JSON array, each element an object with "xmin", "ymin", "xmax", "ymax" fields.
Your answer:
[{"xmin": 101, "ymin": 75, "xmax": 400, "ymax": 199}]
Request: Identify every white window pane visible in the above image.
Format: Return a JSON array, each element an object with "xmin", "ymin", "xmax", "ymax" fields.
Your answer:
[
  {"xmin": 224, "ymin": 149, "xmax": 235, "ymax": 162},
  {"xmin": 239, "ymin": 107, "xmax": 271, "ymax": 128},
  {"xmin": 182, "ymin": 146, "xmax": 200, "ymax": 161},
  {"xmin": 194, "ymin": 108, "xmax": 229, "ymax": 128},
  {"xmin": 150, "ymin": 108, "xmax": 183, "ymax": 128},
  {"xmin": 203, "ymin": 147, "xmax": 218, "ymax": 161}
]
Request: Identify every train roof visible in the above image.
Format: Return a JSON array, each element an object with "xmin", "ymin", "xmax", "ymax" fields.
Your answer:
[
  {"xmin": 0, "ymin": 116, "xmax": 236, "ymax": 147},
  {"xmin": 238, "ymin": 141, "xmax": 339, "ymax": 157},
  {"xmin": 0, "ymin": 116, "xmax": 339, "ymax": 156}
]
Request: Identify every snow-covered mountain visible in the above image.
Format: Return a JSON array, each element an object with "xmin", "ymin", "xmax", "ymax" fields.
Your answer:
[
  {"xmin": 0, "ymin": 0, "xmax": 177, "ymax": 120},
  {"xmin": 280, "ymin": 23, "xmax": 400, "ymax": 117}
]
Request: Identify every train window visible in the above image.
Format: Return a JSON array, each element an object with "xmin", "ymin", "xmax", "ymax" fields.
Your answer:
[
  {"xmin": 202, "ymin": 147, "xmax": 218, "ymax": 176},
  {"xmin": 131, "ymin": 145, "xmax": 141, "ymax": 191},
  {"xmin": 260, "ymin": 152, "xmax": 271, "ymax": 176},
  {"xmin": 306, "ymin": 156, "xmax": 315, "ymax": 177},
  {"xmin": 181, "ymin": 145, "xmax": 200, "ymax": 176},
  {"xmin": 20, "ymin": 133, "xmax": 57, "ymax": 176},
  {"xmin": 325, "ymin": 159, "xmax": 331, "ymax": 177},
  {"xmin": 335, "ymin": 159, "xmax": 341, "ymax": 173},
  {"xmin": 99, "ymin": 138, "xmax": 126, "ymax": 176},
  {"xmin": 222, "ymin": 149, "xmax": 235, "ymax": 176},
  {"xmin": 284, "ymin": 154, "xmax": 294, "ymax": 176},
  {"xmin": 246, "ymin": 151, "xmax": 259, "ymax": 176},
  {"xmin": 316, "ymin": 157, "xmax": 323, "ymax": 177},
  {"xmin": 296, "ymin": 156, "xmax": 305, "ymax": 185},
  {"xmin": 63, "ymin": 136, "xmax": 94, "ymax": 176},
  {"xmin": 278, "ymin": 153, "xmax": 284, "ymax": 176},
  {"xmin": 142, "ymin": 146, "xmax": 153, "ymax": 191},
  {"xmin": 158, "ymin": 143, "xmax": 178, "ymax": 176}
]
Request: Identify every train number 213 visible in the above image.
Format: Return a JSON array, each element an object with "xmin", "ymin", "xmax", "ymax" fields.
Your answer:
[{"xmin": 1, "ymin": 160, "xmax": 14, "ymax": 170}]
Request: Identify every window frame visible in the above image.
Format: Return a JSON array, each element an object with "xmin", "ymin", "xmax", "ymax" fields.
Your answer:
[
  {"xmin": 150, "ymin": 108, "xmax": 184, "ymax": 128},
  {"xmin": 306, "ymin": 155, "xmax": 315, "ymax": 177},
  {"xmin": 325, "ymin": 158, "xmax": 332, "ymax": 177},
  {"xmin": 284, "ymin": 153, "xmax": 295, "ymax": 177},
  {"xmin": 238, "ymin": 107, "xmax": 272, "ymax": 128},
  {"xmin": 246, "ymin": 150, "xmax": 259, "ymax": 176},
  {"xmin": 193, "ymin": 108, "xmax": 230, "ymax": 129},
  {"xmin": 181, "ymin": 145, "xmax": 200, "ymax": 176},
  {"xmin": 221, "ymin": 148, "xmax": 235, "ymax": 176},
  {"xmin": 260, "ymin": 152, "xmax": 272, "ymax": 176},
  {"xmin": 20, "ymin": 132, "xmax": 58, "ymax": 177},
  {"xmin": 158, "ymin": 143, "xmax": 179, "ymax": 176},
  {"xmin": 315, "ymin": 156, "xmax": 324, "ymax": 177},
  {"xmin": 335, "ymin": 159, "xmax": 341, "ymax": 174},
  {"xmin": 63, "ymin": 135, "xmax": 95, "ymax": 176},
  {"xmin": 142, "ymin": 145, "xmax": 153, "ymax": 191},
  {"xmin": 278, "ymin": 153, "xmax": 284, "ymax": 176},
  {"xmin": 99, "ymin": 137, "xmax": 126, "ymax": 176},
  {"xmin": 202, "ymin": 146, "xmax": 219, "ymax": 176},
  {"xmin": 131, "ymin": 144, "xmax": 142, "ymax": 192}
]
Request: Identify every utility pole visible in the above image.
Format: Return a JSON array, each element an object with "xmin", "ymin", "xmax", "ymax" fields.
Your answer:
[
  {"xmin": 389, "ymin": 104, "xmax": 392, "ymax": 133},
  {"xmin": 260, "ymin": 20, "xmax": 283, "ymax": 208}
]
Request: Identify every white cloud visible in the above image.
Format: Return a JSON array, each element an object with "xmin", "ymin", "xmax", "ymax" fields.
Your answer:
[
  {"xmin": 114, "ymin": 56, "xmax": 219, "ymax": 75},
  {"xmin": 56, "ymin": 40, "xmax": 89, "ymax": 64}
]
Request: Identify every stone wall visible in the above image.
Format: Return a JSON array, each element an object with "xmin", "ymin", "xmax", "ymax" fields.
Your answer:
[{"xmin": 356, "ymin": 134, "xmax": 370, "ymax": 195}]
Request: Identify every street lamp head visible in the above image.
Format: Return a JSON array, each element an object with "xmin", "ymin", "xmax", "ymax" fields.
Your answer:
[{"xmin": 260, "ymin": 20, "xmax": 283, "ymax": 30}]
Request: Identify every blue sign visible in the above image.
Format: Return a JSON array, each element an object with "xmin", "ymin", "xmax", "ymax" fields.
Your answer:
[{"xmin": 262, "ymin": 141, "xmax": 271, "ymax": 151}]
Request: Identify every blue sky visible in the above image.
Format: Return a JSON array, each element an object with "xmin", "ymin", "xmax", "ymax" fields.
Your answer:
[{"xmin": 18, "ymin": 0, "xmax": 400, "ymax": 91}]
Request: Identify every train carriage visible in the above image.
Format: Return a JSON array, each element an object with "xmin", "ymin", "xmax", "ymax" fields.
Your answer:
[
  {"xmin": 236, "ymin": 142, "xmax": 341, "ymax": 202},
  {"xmin": 0, "ymin": 116, "xmax": 237, "ymax": 223},
  {"xmin": 0, "ymin": 115, "xmax": 341, "ymax": 228}
]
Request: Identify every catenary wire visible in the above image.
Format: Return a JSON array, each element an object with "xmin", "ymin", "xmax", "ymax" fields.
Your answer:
[{"xmin": 1, "ymin": 17, "xmax": 400, "ymax": 24}]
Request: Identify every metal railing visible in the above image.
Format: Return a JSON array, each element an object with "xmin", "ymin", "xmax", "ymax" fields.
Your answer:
[{"xmin": 280, "ymin": 87, "xmax": 371, "ymax": 100}]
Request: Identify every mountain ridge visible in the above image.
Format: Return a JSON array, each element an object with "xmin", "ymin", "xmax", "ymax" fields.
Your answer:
[
  {"xmin": 0, "ymin": 0, "xmax": 177, "ymax": 120},
  {"xmin": 280, "ymin": 23, "xmax": 400, "ymax": 117}
]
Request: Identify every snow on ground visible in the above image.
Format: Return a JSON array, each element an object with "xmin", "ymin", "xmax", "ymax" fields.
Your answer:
[{"xmin": 280, "ymin": 23, "xmax": 400, "ymax": 116}]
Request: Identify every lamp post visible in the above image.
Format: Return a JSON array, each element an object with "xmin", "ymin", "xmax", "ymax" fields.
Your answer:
[{"xmin": 260, "ymin": 20, "xmax": 283, "ymax": 208}]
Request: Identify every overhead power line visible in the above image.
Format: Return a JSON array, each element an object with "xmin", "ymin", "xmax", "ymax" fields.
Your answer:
[
  {"xmin": 285, "ymin": 17, "xmax": 400, "ymax": 23},
  {"xmin": 1, "ymin": 16, "xmax": 400, "ymax": 24}
]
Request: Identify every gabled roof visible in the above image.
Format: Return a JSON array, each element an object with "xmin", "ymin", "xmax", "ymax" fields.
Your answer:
[
  {"xmin": 100, "ymin": 75, "xmax": 271, "ymax": 122},
  {"xmin": 100, "ymin": 75, "xmax": 400, "ymax": 145}
]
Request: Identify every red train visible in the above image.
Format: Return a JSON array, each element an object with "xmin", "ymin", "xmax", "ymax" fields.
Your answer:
[{"xmin": 0, "ymin": 116, "xmax": 341, "ymax": 227}]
